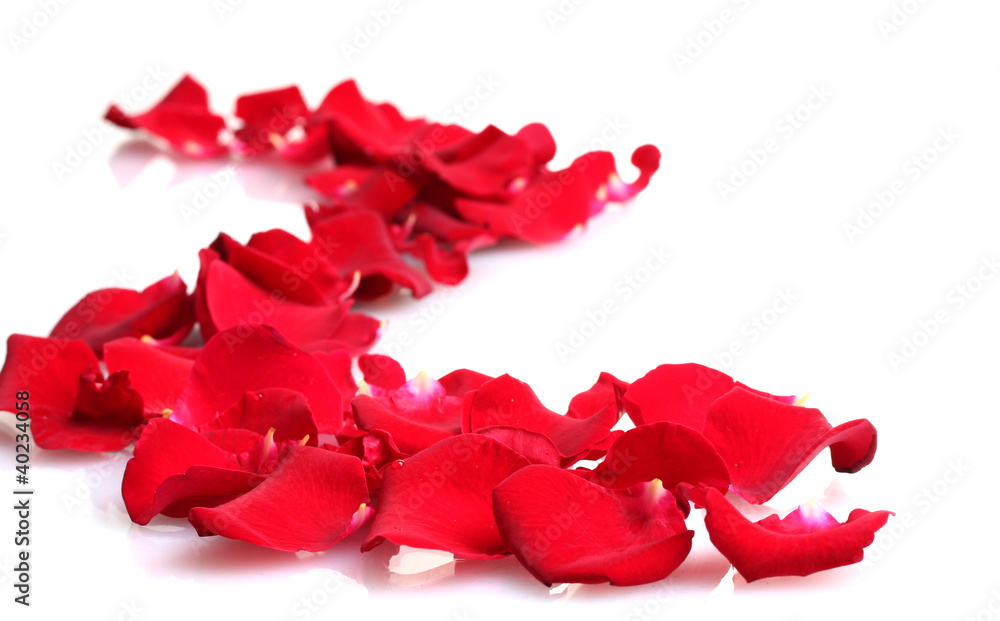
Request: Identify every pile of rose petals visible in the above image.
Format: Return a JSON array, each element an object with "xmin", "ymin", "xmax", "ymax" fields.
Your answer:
[{"xmin": 0, "ymin": 76, "xmax": 891, "ymax": 587}]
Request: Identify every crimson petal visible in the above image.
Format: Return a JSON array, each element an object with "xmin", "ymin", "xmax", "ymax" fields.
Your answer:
[
  {"xmin": 49, "ymin": 273, "xmax": 193, "ymax": 354},
  {"xmin": 703, "ymin": 388, "xmax": 878, "ymax": 504},
  {"xmin": 462, "ymin": 374, "xmax": 619, "ymax": 465},
  {"xmin": 363, "ymin": 434, "xmax": 530, "ymax": 559},
  {"xmin": 493, "ymin": 465, "xmax": 693, "ymax": 586},
  {"xmin": 173, "ymin": 325, "xmax": 344, "ymax": 433},
  {"xmin": 188, "ymin": 446, "xmax": 370, "ymax": 552},
  {"xmin": 699, "ymin": 487, "xmax": 893, "ymax": 581},
  {"xmin": 106, "ymin": 75, "xmax": 227, "ymax": 158},
  {"xmin": 103, "ymin": 337, "xmax": 194, "ymax": 416},
  {"xmin": 585, "ymin": 422, "xmax": 730, "ymax": 493},
  {"xmin": 122, "ymin": 418, "xmax": 246, "ymax": 525}
]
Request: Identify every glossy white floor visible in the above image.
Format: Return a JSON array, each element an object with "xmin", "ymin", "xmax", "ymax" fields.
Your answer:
[{"xmin": 2, "ymin": 1, "xmax": 997, "ymax": 619}]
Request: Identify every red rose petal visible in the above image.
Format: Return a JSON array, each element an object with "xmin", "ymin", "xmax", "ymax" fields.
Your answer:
[
  {"xmin": 357, "ymin": 353, "xmax": 406, "ymax": 391},
  {"xmin": 188, "ymin": 446, "xmax": 370, "ymax": 552},
  {"xmin": 49, "ymin": 273, "xmax": 193, "ymax": 354},
  {"xmin": 474, "ymin": 426, "xmax": 562, "ymax": 467},
  {"xmin": 0, "ymin": 335, "xmax": 97, "ymax": 413},
  {"xmin": 699, "ymin": 487, "xmax": 893, "ymax": 581},
  {"xmin": 122, "ymin": 418, "xmax": 246, "ymax": 524},
  {"xmin": 351, "ymin": 395, "xmax": 455, "ymax": 455},
  {"xmin": 203, "ymin": 388, "xmax": 318, "ymax": 446},
  {"xmin": 703, "ymin": 388, "xmax": 878, "ymax": 504},
  {"xmin": 362, "ymin": 434, "xmax": 531, "ymax": 559},
  {"xmin": 103, "ymin": 337, "xmax": 195, "ymax": 416},
  {"xmin": 493, "ymin": 465, "xmax": 694, "ymax": 586},
  {"xmin": 585, "ymin": 422, "xmax": 731, "ymax": 493},
  {"xmin": 173, "ymin": 325, "xmax": 344, "ymax": 433},
  {"xmin": 308, "ymin": 208, "xmax": 433, "ymax": 299},
  {"xmin": 202, "ymin": 258, "xmax": 350, "ymax": 345},
  {"xmin": 314, "ymin": 79, "xmax": 427, "ymax": 166},
  {"xmin": 106, "ymin": 75, "xmax": 227, "ymax": 158},
  {"xmin": 232, "ymin": 85, "xmax": 310, "ymax": 157},
  {"xmin": 463, "ymin": 374, "xmax": 620, "ymax": 465},
  {"xmin": 622, "ymin": 362, "xmax": 795, "ymax": 429}
]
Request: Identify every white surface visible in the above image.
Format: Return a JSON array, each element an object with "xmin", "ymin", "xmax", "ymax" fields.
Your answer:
[{"xmin": 1, "ymin": 1, "xmax": 998, "ymax": 619}]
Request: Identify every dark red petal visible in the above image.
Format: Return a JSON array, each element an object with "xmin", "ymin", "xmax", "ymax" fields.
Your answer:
[
  {"xmin": 232, "ymin": 86, "xmax": 310, "ymax": 157},
  {"xmin": 308, "ymin": 208, "xmax": 433, "ymax": 299},
  {"xmin": 173, "ymin": 325, "xmax": 344, "ymax": 433},
  {"xmin": 314, "ymin": 79, "xmax": 427, "ymax": 166},
  {"xmin": 351, "ymin": 395, "xmax": 455, "ymax": 455},
  {"xmin": 308, "ymin": 349, "xmax": 357, "ymax": 416},
  {"xmin": 358, "ymin": 354, "xmax": 406, "ymax": 391},
  {"xmin": 622, "ymin": 363, "xmax": 737, "ymax": 430},
  {"xmin": 475, "ymin": 426, "xmax": 561, "ymax": 467},
  {"xmin": 202, "ymin": 259, "xmax": 351, "ymax": 345},
  {"xmin": 188, "ymin": 446, "xmax": 370, "ymax": 552},
  {"xmin": 203, "ymin": 388, "xmax": 318, "ymax": 446},
  {"xmin": 700, "ymin": 487, "xmax": 893, "ymax": 582},
  {"xmin": 585, "ymin": 422, "xmax": 730, "ymax": 493},
  {"xmin": 622, "ymin": 363, "xmax": 795, "ymax": 430},
  {"xmin": 438, "ymin": 368, "xmax": 493, "ymax": 396},
  {"xmin": 404, "ymin": 233, "xmax": 470, "ymax": 285},
  {"xmin": 566, "ymin": 371, "xmax": 629, "ymax": 420},
  {"xmin": 703, "ymin": 388, "xmax": 878, "ymax": 504},
  {"xmin": 334, "ymin": 429, "xmax": 406, "ymax": 493},
  {"xmin": 306, "ymin": 165, "xmax": 421, "ymax": 220},
  {"xmin": 105, "ymin": 75, "xmax": 227, "ymax": 158},
  {"xmin": 363, "ymin": 434, "xmax": 530, "ymax": 559},
  {"xmin": 515, "ymin": 123, "xmax": 556, "ymax": 167},
  {"xmin": 154, "ymin": 465, "xmax": 267, "ymax": 519},
  {"xmin": 463, "ymin": 374, "xmax": 619, "ymax": 464},
  {"xmin": 423, "ymin": 125, "xmax": 535, "ymax": 199},
  {"xmin": 214, "ymin": 230, "xmax": 350, "ymax": 305},
  {"xmin": 122, "ymin": 418, "xmax": 244, "ymax": 524},
  {"xmin": 49, "ymin": 273, "xmax": 192, "ymax": 355},
  {"xmin": 0, "ymin": 335, "xmax": 97, "ymax": 413},
  {"xmin": 493, "ymin": 465, "xmax": 693, "ymax": 586},
  {"xmin": 103, "ymin": 337, "xmax": 194, "ymax": 416},
  {"xmin": 454, "ymin": 145, "xmax": 660, "ymax": 244}
]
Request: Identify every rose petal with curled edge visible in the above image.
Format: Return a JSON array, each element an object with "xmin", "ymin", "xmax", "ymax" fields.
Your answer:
[
  {"xmin": 122, "ymin": 418, "xmax": 246, "ymax": 525},
  {"xmin": 697, "ymin": 487, "xmax": 893, "ymax": 582},
  {"xmin": 703, "ymin": 388, "xmax": 878, "ymax": 504},
  {"xmin": 493, "ymin": 465, "xmax": 693, "ymax": 586}
]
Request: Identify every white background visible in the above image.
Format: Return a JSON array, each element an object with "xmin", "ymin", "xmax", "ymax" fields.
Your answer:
[{"xmin": 2, "ymin": 1, "xmax": 998, "ymax": 619}]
